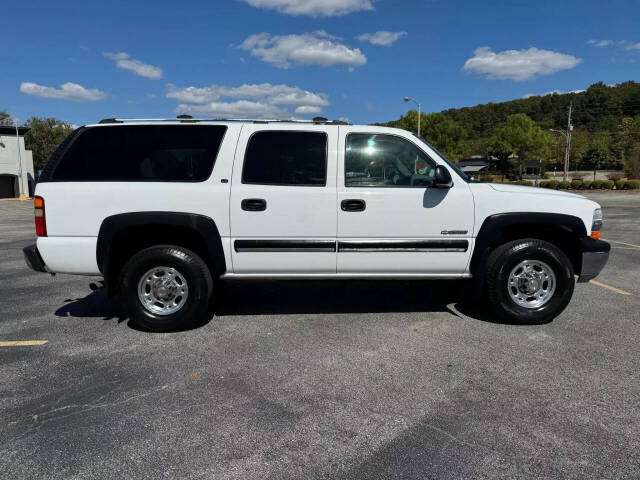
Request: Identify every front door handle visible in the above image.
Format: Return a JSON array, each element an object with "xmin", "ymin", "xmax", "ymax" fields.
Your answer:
[
  {"xmin": 241, "ymin": 198, "xmax": 267, "ymax": 212},
  {"xmin": 341, "ymin": 199, "xmax": 366, "ymax": 212}
]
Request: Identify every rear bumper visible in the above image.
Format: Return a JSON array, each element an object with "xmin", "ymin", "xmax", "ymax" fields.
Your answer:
[
  {"xmin": 577, "ymin": 238, "xmax": 610, "ymax": 283},
  {"xmin": 23, "ymin": 244, "xmax": 49, "ymax": 273}
]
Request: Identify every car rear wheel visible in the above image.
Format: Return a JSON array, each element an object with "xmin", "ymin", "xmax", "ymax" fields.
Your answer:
[
  {"xmin": 485, "ymin": 239, "xmax": 574, "ymax": 324},
  {"xmin": 119, "ymin": 246, "xmax": 213, "ymax": 332}
]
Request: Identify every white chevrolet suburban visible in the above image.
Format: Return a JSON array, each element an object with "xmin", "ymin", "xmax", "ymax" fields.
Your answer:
[{"xmin": 23, "ymin": 117, "xmax": 610, "ymax": 331}]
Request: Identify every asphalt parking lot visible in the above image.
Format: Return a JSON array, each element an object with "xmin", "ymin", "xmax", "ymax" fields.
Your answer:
[{"xmin": 1, "ymin": 192, "xmax": 639, "ymax": 479}]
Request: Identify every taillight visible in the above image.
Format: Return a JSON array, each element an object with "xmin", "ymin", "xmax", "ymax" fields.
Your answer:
[{"xmin": 34, "ymin": 196, "xmax": 47, "ymax": 237}]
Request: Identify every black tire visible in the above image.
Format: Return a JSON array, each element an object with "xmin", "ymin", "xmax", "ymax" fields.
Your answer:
[
  {"xmin": 118, "ymin": 245, "xmax": 213, "ymax": 332},
  {"xmin": 485, "ymin": 239, "xmax": 574, "ymax": 324}
]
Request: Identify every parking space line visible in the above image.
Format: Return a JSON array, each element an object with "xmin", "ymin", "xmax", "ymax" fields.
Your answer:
[
  {"xmin": 602, "ymin": 238, "xmax": 640, "ymax": 249},
  {"xmin": 0, "ymin": 340, "xmax": 49, "ymax": 347},
  {"xmin": 589, "ymin": 280, "xmax": 632, "ymax": 296}
]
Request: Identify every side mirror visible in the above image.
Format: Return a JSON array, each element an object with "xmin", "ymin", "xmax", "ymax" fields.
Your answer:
[{"xmin": 433, "ymin": 165, "xmax": 453, "ymax": 188}]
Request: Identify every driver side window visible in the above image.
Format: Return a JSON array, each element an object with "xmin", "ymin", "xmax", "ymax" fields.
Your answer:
[{"xmin": 345, "ymin": 133, "xmax": 436, "ymax": 187}]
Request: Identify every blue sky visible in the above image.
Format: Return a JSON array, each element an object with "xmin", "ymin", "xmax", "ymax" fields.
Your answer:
[{"xmin": 3, "ymin": 0, "xmax": 640, "ymax": 126}]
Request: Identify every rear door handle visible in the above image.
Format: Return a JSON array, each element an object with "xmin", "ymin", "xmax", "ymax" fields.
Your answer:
[
  {"xmin": 341, "ymin": 199, "xmax": 366, "ymax": 212},
  {"xmin": 241, "ymin": 198, "xmax": 267, "ymax": 212}
]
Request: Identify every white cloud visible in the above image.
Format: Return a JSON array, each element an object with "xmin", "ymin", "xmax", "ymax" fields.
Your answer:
[
  {"xmin": 239, "ymin": 0, "xmax": 373, "ymax": 17},
  {"xmin": 463, "ymin": 46, "xmax": 581, "ymax": 81},
  {"xmin": 103, "ymin": 52, "xmax": 163, "ymax": 79},
  {"xmin": 19, "ymin": 82, "xmax": 106, "ymax": 101},
  {"xmin": 176, "ymin": 100, "xmax": 288, "ymax": 118},
  {"xmin": 587, "ymin": 39, "xmax": 614, "ymax": 47},
  {"xmin": 295, "ymin": 105, "xmax": 322, "ymax": 114},
  {"xmin": 625, "ymin": 42, "xmax": 640, "ymax": 51},
  {"xmin": 238, "ymin": 31, "xmax": 367, "ymax": 68},
  {"xmin": 167, "ymin": 82, "xmax": 330, "ymax": 119},
  {"xmin": 357, "ymin": 31, "xmax": 407, "ymax": 46}
]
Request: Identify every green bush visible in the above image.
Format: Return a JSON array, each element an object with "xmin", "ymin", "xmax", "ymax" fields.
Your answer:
[
  {"xmin": 615, "ymin": 180, "xmax": 626, "ymax": 190},
  {"xmin": 624, "ymin": 180, "xmax": 640, "ymax": 189},
  {"xmin": 515, "ymin": 180, "xmax": 533, "ymax": 186},
  {"xmin": 547, "ymin": 180, "xmax": 559, "ymax": 189},
  {"xmin": 581, "ymin": 180, "xmax": 593, "ymax": 189},
  {"xmin": 558, "ymin": 181, "xmax": 571, "ymax": 189},
  {"xmin": 602, "ymin": 180, "xmax": 615, "ymax": 189},
  {"xmin": 539, "ymin": 181, "xmax": 549, "ymax": 188},
  {"xmin": 592, "ymin": 180, "xmax": 604, "ymax": 189},
  {"xmin": 570, "ymin": 180, "xmax": 583, "ymax": 189}
]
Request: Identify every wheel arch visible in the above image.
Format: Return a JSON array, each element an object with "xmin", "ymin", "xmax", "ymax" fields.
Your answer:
[
  {"xmin": 97, "ymin": 212, "xmax": 226, "ymax": 295},
  {"xmin": 470, "ymin": 212, "xmax": 587, "ymax": 279}
]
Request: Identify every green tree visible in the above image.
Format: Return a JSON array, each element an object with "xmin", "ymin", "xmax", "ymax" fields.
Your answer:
[
  {"xmin": 613, "ymin": 116, "xmax": 640, "ymax": 162},
  {"xmin": 24, "ymin": 117, "xmax": 75, "ymax": 171},
  {"xmin": 387, "ymin": 110, "xmax": 470, "ymax": 160},
  {"xmin": 625, "ymin": 145, "xmax": 640, "ymax": 178},
  {"xmin": 0, "ymin": 110, "xmax": 13, "ymax": 126},
  {"xmin": 421, "ymin": 113, "xmax": 470, "ymax": 160},
  {"xmin": 491, "ymin": 114, "xmax": 551, "ymax": 178},
  {"xmin": 487, "ymin": 137, "xmax": 515, "ymax": 181},
  {"xmin": 567, "ymin": 130, "xmax": 590, "ymax": 171}
]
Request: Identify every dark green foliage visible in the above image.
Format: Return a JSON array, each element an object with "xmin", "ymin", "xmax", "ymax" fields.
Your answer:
[
  {"xmin": 570, "ymin": 180, "xmax": 583, "ymax": 189},
  {"xmin": 23, "ymin": 117, "xmax": 75, "ymax": 171},
  {"xmin": 624, "ymin": 180, "xmax": 640, "ymax": 189},
  {"xmin": 558, "ymin": 181, "xmax": 571, "ymax": 189},
  {"xmin": 382, "ymin": 81, "xmax": 640, "ymax": 176},
  {"xmin": 539, "ymin": 181, "xmax": 549, "ymax": 188},
  {"xmin": 512, "ymin": 180, "xmax": 534, "ymax": 186},
  {"xmin": 582, "ymin": 180, "xmax": 593, "ymax": 189},
  {"xmin": 439, "ymin": 81, "xmax": 640, "ymax": 140},
  {"xmin": 602, "ymin": 180, "xmax": 615, "ymax": 189},
  {"xmin": 548, "ymin": 180, "xmax": 560, "ymax": 189},
  {"xmin": 615, "ymin": 180, "xmax": 626, "ymax": 190},
  {"xmin": 592, "ymin": 180, "xmax": 604, "ymax": 189}
]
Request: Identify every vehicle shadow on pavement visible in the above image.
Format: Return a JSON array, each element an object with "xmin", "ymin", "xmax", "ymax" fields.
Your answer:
[
  {"xmin": 214, "ymin": 279, "xmax": 497, "ymax": 322},
  {"xmin": 54, "ymin": 289, "xmax": 128, "ymax": 324},
  {"xmin": 53, "ymin": 280, "xmax": 507, "ymax": 330}
]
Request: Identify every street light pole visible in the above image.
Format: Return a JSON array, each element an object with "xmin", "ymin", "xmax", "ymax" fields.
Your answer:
[{"xmin": 404, "ymin": 97, "xmax": 421, "ymax": 137}]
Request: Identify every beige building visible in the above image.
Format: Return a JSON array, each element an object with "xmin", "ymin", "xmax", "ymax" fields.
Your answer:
[{"xmin": 0, "ymin": 126, "xmax": 34, "ymax": 198}]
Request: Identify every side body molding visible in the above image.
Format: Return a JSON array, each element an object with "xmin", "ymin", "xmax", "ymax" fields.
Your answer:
[
  {"xmin": 97, "ymin": 211, "xmax": 226, "ymax": 277},
  {"xmin": 470, "ymin": 212, "xmax": 588, "ymax": 273}
]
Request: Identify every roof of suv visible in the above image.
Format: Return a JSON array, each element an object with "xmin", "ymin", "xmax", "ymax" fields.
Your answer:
[{"xmin": 90, "ymin": 117, "xmax": 352, "ymax": 127}]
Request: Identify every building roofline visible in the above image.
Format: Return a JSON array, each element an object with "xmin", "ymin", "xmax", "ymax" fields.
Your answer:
[{"xmin": 0, "ymin": 126, "xmax": 30, "ymax": 136}]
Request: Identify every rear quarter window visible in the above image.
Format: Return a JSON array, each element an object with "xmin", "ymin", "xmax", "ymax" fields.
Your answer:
[{"xmin": 49, "ymin": 125, "xmax": 226, "ymax": 182}]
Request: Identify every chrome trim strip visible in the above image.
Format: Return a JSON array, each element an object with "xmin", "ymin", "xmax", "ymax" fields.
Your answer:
[
  {"xmin": 338, "ymin": 240, "xmax": 468, "ymax": 253},
  {"xmin": 234, "ymin": 240, "xmax": 336, "ymax": 253}
]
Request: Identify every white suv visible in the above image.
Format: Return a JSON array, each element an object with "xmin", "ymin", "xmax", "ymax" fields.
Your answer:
[{"xmin": 23, "ymin": 117, "xmax": 610, "ymax": 331}]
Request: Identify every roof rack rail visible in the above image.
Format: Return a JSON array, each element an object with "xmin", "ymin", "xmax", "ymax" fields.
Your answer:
[{"xmin": 97, "ymin": 117, "xmax": 352, "ymax": 126}]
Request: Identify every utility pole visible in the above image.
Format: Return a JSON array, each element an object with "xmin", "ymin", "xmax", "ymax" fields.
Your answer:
[
  {"xmin": 564, "ymin": 102, "xmax": 573, "ymax": 182},
  {"xmin": 550, "ymin": 102, "xmax": 574, "ymax": 182}
]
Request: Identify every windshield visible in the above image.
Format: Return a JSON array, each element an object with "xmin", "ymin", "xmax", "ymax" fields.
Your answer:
[{"xmin": 413, "ymin": 135, "xmax": 471, "ymax": 183}]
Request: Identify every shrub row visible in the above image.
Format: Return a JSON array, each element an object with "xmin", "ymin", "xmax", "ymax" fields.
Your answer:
[{"xmin": 537, "ymin": 179, "xmax": 640, "ymax": 190}]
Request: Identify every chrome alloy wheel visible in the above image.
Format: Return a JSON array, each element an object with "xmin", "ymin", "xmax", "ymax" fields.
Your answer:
[
  {"xmin": 137, "ymin": 266, "xmax": 189, "ymax": 316},
  {"xmin": 507, "ymin": 259, "xmax": 556, "ymax": 309}
]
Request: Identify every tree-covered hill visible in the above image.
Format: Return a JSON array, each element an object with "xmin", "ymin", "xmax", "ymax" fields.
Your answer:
[
  {"xmin": 382, "ymin": 81, "xmax": 640, "ymax": 177},
  {"xmin": 440, "ymin": 81, "xmax": 640, "ymax": 139}
]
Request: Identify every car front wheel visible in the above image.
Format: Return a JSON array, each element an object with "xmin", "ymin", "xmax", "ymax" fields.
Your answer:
[{"xmin": 485, "ymin": 239, "xmax": 575, "ymax": 324}]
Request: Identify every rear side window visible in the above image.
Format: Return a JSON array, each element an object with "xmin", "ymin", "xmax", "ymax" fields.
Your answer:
[
  {"xmin": 51, "ymin": 125, "xmax": 226, "ymax": 182},
  {"xmin": 242, "ymin": 131, "xmax": 327, "ymax": 186}
]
